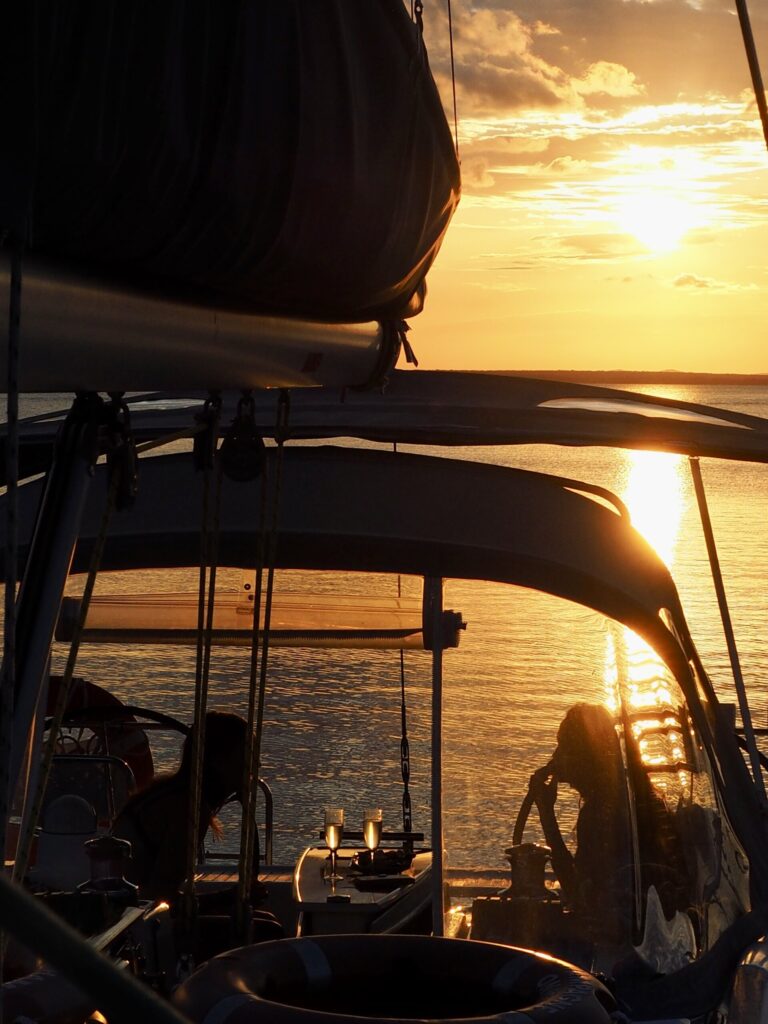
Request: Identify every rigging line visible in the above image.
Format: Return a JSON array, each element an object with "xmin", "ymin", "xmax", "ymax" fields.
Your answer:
[
  {"xmin": 400, "ymin": 643, "xmax": 413, "ymax": 846},
  {"xmin": 392, "ymin": 438, "xmax": 412, "ymax": 843},
  {"xmin": 238, "ymin": 391, "xmax": 289, "ymax": 929},
  {"xmin": 733, "ymin": 0, "xmax": 768, "ymax": 152},
  {"xmin": 186, "ymin": 440, "xmax": 212, "ymax": 912},
  {"xmin": 236, "ymin": 453, "xmax": 269, "ymax": 922},
  {"xmin": 13, "ymin": 447, "xmax": 122, "ymax": 887},
  {"xmin": 446, "ymin": 0, "xmax": 460, "ymax": 158},
  {"xmin": 253, "ymin": 401, "xmax": 289, "ymax": 837},
  {"xmin": 184, "ymin": 396, "xmax": 222, "ymax": 915},
  {"xmin": 689, "ymin": 456, "xmax": 767, "ymax": 803}
]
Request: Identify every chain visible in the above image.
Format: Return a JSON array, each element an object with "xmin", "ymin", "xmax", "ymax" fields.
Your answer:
[{"xmin": 400, "ymin": 649, "xmax": 413, "ymax": 848}]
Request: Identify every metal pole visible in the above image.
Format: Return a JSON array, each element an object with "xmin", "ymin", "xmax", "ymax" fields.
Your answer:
[
  {"xmin": 0, "ymin": 231, "xmax": 23, "ymax": 1001},
  {"xmin": 9, "ymin": 394, "xmax": 101, "ymax": 800},
  {"xmin": 427, "ymin": 576, "xmax": 445, "ymax": 936},
  {"xmin": 733, "ymin": 0, "xmax": 768, "ymax": 151},
  {"xmin": 689, "ymin": 457, "xmax": 766, "ymax": 801}
]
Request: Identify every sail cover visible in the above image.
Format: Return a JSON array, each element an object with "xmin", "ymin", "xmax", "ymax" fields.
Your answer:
[{"xmin": 3, "ymin": 2, "xmax": 460, "ymax": 323}]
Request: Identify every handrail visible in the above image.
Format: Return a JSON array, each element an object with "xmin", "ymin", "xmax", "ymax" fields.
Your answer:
[{"xmin": 257, "ymin": 777, "xmax": 273, "ymax": 866}]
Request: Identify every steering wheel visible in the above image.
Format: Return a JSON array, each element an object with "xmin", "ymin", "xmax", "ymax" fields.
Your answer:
[
  {"xmin": 50, "ymin": 704, "xmax": 190, "ymax": 735},
  {"xmin": 48, "ymin": 704, "xmax": 189, "ymax": 791}
]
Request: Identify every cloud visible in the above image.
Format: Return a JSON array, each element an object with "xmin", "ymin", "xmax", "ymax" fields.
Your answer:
[
  {"xmin": 426, "ymin": 0, "xmax": 768, "ymax": 116},
  {"xmin": 533, "ymin": 21, "xmax": 560, "ymax": 36},
  {"xmin": 460, "ymin": 158, "xmax": 497, "ymax": 190},
  {"xmin": 429, "ymin": 7, "xmax": 596, "ymax": 114},
  {"xmin": 672, "ymin": 272, "xmax": 758, "ymax": 291},
  {"xmin": 471, "ymin": 253, "xmax": 540, "ymax": 272},
  {"xmin": 544, "ymin": 155, "xmax": 591, "ymax": 174},
  {"xmin": 420, "ymin": 0, "xmax": 768, "ymax": 236},
  {"xmin": 572, "ymin": 62, "xmax": 645, "ymax": 99},
  {"xmin": 674, "ymin": 273, "xmax": 714, "ymax": 288},
  {"xmin": 557, "ymin": 232, "xmax": 646, "ymax": 259},
  {"xmin": 465, "ymin": 0, "xmax": 767, "ymax": 104}
]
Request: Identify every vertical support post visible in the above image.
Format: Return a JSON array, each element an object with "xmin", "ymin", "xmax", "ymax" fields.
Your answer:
[
  {"xmin": 9, "ymin": 394, "xmax": 101, "ymax": 799},
  {"xmin": 426, "ymin": 576, "xmax": 445, "ymax": 936},
  {"xmin": 733, "ymin": 0, "xmax": 768, "ymax": 150},
  {"xmin": 1, "ymin": 228, "xmax": 23, "ymax": 1005},
  {"xmin": 689, "ymin": 457, "xmax": 767, "ymax": 802}
]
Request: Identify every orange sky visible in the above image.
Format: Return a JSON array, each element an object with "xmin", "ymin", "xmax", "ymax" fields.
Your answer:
[{"xmin": 405, "ymin": 0, "xmax": 768, "ymax": 372}]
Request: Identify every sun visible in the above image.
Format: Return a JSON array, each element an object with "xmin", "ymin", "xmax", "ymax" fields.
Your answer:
[{"xmin": 616, "ymin": 191, "xmax": 698, "ymax": 254}]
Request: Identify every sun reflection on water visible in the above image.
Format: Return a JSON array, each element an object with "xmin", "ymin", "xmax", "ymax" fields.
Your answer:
[
  {"xmin": 603, "ymin": 450, "xmax": 692, "ymax": 797},
  {"xmin": 620, "ymin": 449, "xmax": 685, "ymax": 565}
]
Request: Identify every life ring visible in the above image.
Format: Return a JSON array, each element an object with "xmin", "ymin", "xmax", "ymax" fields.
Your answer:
[
  {"xmin": 46, "ymin": 676, "xmax": 154, "ymax": 791},
  {"xmin": 172, "ymin": 934, "xmax": 616, "ymax": 1023}
]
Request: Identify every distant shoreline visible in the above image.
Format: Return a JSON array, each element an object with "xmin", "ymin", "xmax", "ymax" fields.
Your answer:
[{"xmin": 498, "ymin": 370, "xmax": 768, "ymax": 385}]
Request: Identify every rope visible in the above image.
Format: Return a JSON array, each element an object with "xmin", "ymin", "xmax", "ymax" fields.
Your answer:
[
  {"xmin": 236, "ymin": 453, "xmax": 269, "ymax": 926},
  {"xmin": 184, "ymin": 396, "xmax": 222, "ymax": 918},
  {"xmin": 237, "ymin": 392, "xmax": 289, "ymax": 935},
  {"xmin": 446, "ymin": 0, "xmax": 460, "ymax": 158},
  {"xmin": 13, "ymin": 445, "xmax": 122, "ymax": 886}
]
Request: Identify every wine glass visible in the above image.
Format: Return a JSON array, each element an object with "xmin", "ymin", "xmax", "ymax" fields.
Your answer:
[
  {"xmin": 363, "ymin": 808, "xmax": 383, "ymax": 858},
  {"xmin": 324, "ymin": 807, "xmax": 344, "ymax": 881}
]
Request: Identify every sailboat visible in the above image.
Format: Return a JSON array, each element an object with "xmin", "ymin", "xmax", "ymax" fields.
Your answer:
[
  {"xmin": 4, "ymin": 377, "xmax": 768, "ymax": 1023},
  {"xmin": 3, "ymin": 3, "xmax": 768, "ymax": 1024}
]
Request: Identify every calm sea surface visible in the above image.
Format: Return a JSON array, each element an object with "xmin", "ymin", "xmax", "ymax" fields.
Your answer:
[{"xmin": 14, "ymin": 385, "xmax": 768, "ymax": 869}]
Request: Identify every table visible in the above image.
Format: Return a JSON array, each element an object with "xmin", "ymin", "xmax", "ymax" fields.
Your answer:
[{"xmin": 293, "ymin": 846, "xmax": 432, "ymax": 936}]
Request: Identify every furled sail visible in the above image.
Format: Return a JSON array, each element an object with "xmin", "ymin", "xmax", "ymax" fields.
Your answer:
[{"xmin": 2, "ymin": 2, "xmax": 460, "ymax": 325}]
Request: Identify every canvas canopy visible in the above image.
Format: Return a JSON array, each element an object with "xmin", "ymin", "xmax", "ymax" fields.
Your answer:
[
  {"xmin": 2, "ymin": 2, "xmax": 459, "ymax": 324},
  {"xmin": 6, "ymin": 446, "xmax": 689, "ymax": 673},
  {"xmin": 6, "ymin": 373, "xmax": 768, "ymax": 484}
]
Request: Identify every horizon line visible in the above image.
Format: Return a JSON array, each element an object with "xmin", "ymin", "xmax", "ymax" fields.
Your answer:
[{"xmin": 494, "ymin": 370, "xmax": 768, "ymax": 383}]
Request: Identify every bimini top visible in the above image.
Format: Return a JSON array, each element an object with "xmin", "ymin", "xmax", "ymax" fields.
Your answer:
[
  {"xmin": 204, "ymin": 370, "xmax": 768, "ymax": 462},
  {"xmin": 5, "ymin": 372, "xmax": 768, "ymax": 484},
  {"xmin": 9, "ymin": 445, "xmax": 692, "ymax": 677},
  {"xmin": 13, "ymin": 369, "xmax": 768, "ymax": 459}
]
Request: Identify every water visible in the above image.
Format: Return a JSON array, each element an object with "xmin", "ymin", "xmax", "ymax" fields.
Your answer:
[{"xmin": 17, "ymin": 385, "xmax": 768, "ymax": 869}]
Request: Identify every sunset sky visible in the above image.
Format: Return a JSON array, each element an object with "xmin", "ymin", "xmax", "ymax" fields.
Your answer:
[{"xmin": 409, "ymin": 0, "xmax": 768, "ymax": 372}]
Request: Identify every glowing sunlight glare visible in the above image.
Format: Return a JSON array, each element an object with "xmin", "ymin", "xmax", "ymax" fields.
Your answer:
[{"xmin": 616, "ymin": 192, "xmax": 698, "ymax": 253}]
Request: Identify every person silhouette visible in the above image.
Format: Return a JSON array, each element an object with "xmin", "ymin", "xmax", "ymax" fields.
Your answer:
[
  {"xmin": 529, "ymin": 703, "xmax": 631, "ymax": 913},
  {"xmin": 112, "ymin": 710, "xmax": 263, "ymax": 903}
]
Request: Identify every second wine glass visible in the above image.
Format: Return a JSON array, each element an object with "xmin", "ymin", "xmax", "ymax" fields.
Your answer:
[{"xmin": 363, "ymin": 807, "xmax": 383, "ymax": 856}]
